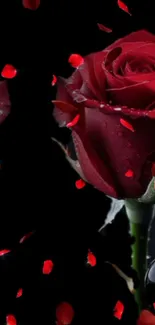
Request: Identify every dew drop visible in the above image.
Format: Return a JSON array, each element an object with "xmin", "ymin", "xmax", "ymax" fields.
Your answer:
[{"xmin": 100, "ymin": 104, "xmax": 104, "ymax": 108}]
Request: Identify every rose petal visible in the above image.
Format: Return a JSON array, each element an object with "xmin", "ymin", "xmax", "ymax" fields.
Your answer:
[
  {"xmin": 72, "ymin": 129, "xmax": 118, "ymax": 197},
  {"xmin": 117, "ymin": 0, "xmax": 131, "ymax": 15},
  {"xmin": 106, "ymin": 30, "xmax": 155, "ymax": 51},
  {"xmin": 97, "ymin": 23, "xmax": 112, "ymax": 33},
  {"xmin": 137, "ymin": 310, "xmax": 155, "ymax": 325},
  {"xmin": 42, "ymin": 260, "xmax": 54, "ymax": 275},
  {"xmin": 56, "ymin": 302, "xmax": 74, "ymax": 325},
  {"xmin": 68, "ymin": 54, "xmax": 84, "ymax": 68},
  {"xmin": 1, "ymin": 64, "xmax": 17, "ymax": 79},
  {"xmin": 22, "ymin": 0, "xmax": 40, "ymax": 10},
  {"xmin": 87, "ymin": 250, "xmax": 96, "ymax": 266},
  {"xmin": 6, "ymin": 315, "xmax": 17, "ymax": 325}
]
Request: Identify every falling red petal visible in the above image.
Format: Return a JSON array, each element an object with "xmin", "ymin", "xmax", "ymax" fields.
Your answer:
[
  {"xmin": 151, "ymin": 163, "xmax": 155, "ymax": 176},
  {"xmin": 19, "ymin": 231, "xmax": 34, "ymax": 244},
  {"xmin": 42, "ymin": 259, "xmax": 54, "ymax": 275},
  {"xmin": 56, "ymin": 302, "xmax": 75, "ymax": 325},
  {"xmin": 51, "ymin": 75, "xmax": 57, "ymax": 86},
  {"xmin": 52, "ymin": 100, "xmax": 78, "ymax": 113},
  {"xmin": 0, "ymin": 249, "xmax": 11, "ymax": 256},
  {"xmin": 68, "ymin": 54, "xmax": 84, "ymax": 68},
  {"xmin": 75, "ymin": 179, "xmax": 86, "ymax": 189},
  {"xmin": 117, "ymin": 0, "xmax": 131, "ymax": 15},
  {"xmin": 113, "ymin": 300, "xmax": 124, "ymax": 320},
  {"xmin": 137, "ymin": 310, "xmax": 155, "ymax": 325},
  {"xmin": 16, "ymin": 288, "xmax": 23, "ymax": 298},
  {"xmin": 97, "ymin": 23, "xmax": 112, "ymax": 33},
  {"xmin": 125, "ymin": 169, "xmax": 134, "ymax": 178},
  {"xmin": 120, "ymin": 118, "xmax": 135, "ymax": 132},
  {"xmin": 6, "ymin": 314, "xmax": 17, "ymax": 325},
  {"xmin": 22, "ymin": 0, "xmax": 40, "ymax": 10},
  {"xmin": 66, "ymin": 114, "xmax": 80, "ymax": 128},
  {"xmin": 87, "ymin": 250, "xmax": 97, "ymax": 267},
  {"xmin": 1, "ymin": 64, "xmax": 17, "ymax": 79}
]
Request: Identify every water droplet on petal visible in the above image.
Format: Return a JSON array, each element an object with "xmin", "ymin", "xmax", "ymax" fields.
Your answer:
[
  {"xmin": 1, "ymin": 64, "xmax": 17, "ymax": 79},
  {"xmin": 42, "ymin": 260, "xmax": 54, "ymax": 274},
  {"xmin": 68, "ymin": 54, "xmax": 84, "ymax": 68},
  {"xmin": 72, "ymin": 90, "xmax": 86, "ymax": 103},
  {"xmin": 56, "ymin": 302, "xmax": 74, "ymax": 325},
  {"xmin": 114, "ymin": 107, "xmax": 122, "ymax": 111},
  {"xmin": 100, "ymin": 104, "xmax": 104, "ymax": 108}
]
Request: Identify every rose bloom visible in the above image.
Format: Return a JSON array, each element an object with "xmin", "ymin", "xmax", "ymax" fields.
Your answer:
[{"xmin": 53, "ymin": 30, "xmax": 155, "ymax": 199}]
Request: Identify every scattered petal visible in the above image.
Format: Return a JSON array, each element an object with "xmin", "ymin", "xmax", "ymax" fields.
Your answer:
[
  {"xmin": 152, "ymin": 163, "xmax": 155, "ymax": 177},
  {"xmin": 137, "ymin": 310, "xmax": 155, "ymax": 325},
  {"xmin": 56, "ymin": 302, "xmax": 74, "ymax": 325},
  {"xmin": 68, "ymin": 54, "xmax": 84, "ymax": 68},
  {"xmin": 66, "ymin": 114, "xmax": 80, "ymax": 128},
  {"xmin": 51, "ymin": 75, "xmax": 57, "ymax": 86},
  {"xmin": 52, "ymin": 100, "xmax": 78, "ymax": 113},
  {"xmin": 87, "ymin": 250, "xmax": 96, "ymax": 267},
  {"xmin": 0, "ymin": 249, "xmax": 11, "ymax": 256},
  {"xmin": 1, "ymin": 64, "xmax": 17, "ymax": 79},
  {"xmin": 125, "ymin": 169, "xmax": 134, "ymax": 178},
  {"xmin": 42, "ymin": 259, "xmax": 54, "ymax": 275},
  {"xmin": 120, "ymin": 118, "xmax": 135, "ymax": 132},
  {"xmin": 97, "ymin": 23, "xmax": 112, "ymax": 33},
  {"xmin": 113, "ymin": 300, "xmax": 124, "ymax": 320},
  {"xmin": 6, "ymin": 315, "xmax": 17, "ymax": 325},
  {"xmin": 22, "ymin": 0, "xmax": 40, "ymax": 10},
  {"xmin": 75, "ymin": 179, "xmax": 86, "ymax": 189},
  {"xmin": 19, "ymin": 231, "xmax": 34, "ymax": 244},
  {"xmin": 16, "ymin": 288, "xmax": 23, "ymax": 298},
  {"xmin": 117, "ymin": 0, "xmax": 131, "ymax": 15}
]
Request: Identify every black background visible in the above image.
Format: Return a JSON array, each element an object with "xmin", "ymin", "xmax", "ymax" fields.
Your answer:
[{"xmin": 0, "ymin": 0, "xmax": 154, "ymax": 324}]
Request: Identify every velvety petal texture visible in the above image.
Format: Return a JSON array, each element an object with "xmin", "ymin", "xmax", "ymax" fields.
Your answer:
[{"xmin": 53, "ymin": 30, "xmax": 155, "ymax": 199}]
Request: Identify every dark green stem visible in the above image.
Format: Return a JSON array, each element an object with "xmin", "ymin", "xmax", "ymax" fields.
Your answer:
[{"xmin": 125, "ymin": 200, "xmax": 154, "ymax": 314}]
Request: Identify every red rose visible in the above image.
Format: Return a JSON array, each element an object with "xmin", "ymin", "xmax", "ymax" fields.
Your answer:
[{"xmin": 53, "ymin": 30, "xmax": 155, "ymax": 199}]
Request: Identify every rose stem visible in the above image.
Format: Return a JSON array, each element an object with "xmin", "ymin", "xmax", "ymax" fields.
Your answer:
[{"xmin": 124, "ymin": 200, "xmax": 154, "ymax": 313}]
